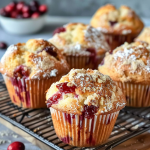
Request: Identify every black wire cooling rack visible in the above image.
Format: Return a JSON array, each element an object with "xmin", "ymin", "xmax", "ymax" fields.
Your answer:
[{"xmin": 0, "ymin": 76, "xmax": 150, "ymax": 150}]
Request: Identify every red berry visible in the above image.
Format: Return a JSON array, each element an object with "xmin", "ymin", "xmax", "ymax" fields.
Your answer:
[
  {"xmin": 22, "ymin": 5, "xmax": 30, "ymax": 13},
  {"xmin": 53, "ymin": 27, "xmax": 66, "ymax": 35},
  {"xmin": 31, "ymin": 12, "xmax": 40, "ymax": 18},
  {"xmin": 44, "ymin": 47, "xmax": 57, "ymax": 57},
  {"xmin": 11, "ymin": 11, "xmax": 18, "ymax": 18},
  {"xmin": 14, "ymin": 65, "xmax": 29, "ymax": 78},
  {"xmin": 7, "ymin": 141, "xmax": 25, "ymax": 150},
  {"xmin": 0, "ymin": 8, "xmax": 9, "ymax": 17},
  {"xmin": 5, "ymin": 4, "xmax": 14, "ymax": 13},
  {"xmin": 30, "ymin": 0, "xmax": 39, "ymax": 7},
  {"xmin": 23, "ymin": 12, "xmax": 30, "ymax": 18},
  {"xmin": 0, "ymin": 42, "xmax": 7, "ymax": 49},
  {"xmin": 16, "ymin": 2, "xmax": 24, "ymax": 12},
  {"xmin": 39, "ymin": 4, "xmax": 47, "ymax": 14}
]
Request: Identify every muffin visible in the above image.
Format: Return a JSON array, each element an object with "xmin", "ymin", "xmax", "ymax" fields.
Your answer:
[
  {"xmin": 99, "ymin": 41, "xmax": 150, "ymax": 107},
  {"xmin": 46, "ymin": 69, "xmax": 126, "ymax": 147},
  {"xmin": 0, "ymin": 39, "xmax": 69, "ymax": 108},
  {"xmin": 49, "ymin": 23, "xmax": 110, "ymax": 69},
  {"xmin": 135, "ymin": 27, "xmax": 150, "ymax": 44},
  {"xmin": 90, "ymin": 4, "xmax": 144, "ymax": 51}
]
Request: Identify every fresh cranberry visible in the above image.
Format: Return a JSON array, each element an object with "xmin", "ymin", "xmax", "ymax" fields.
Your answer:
[
  {"xmin": 44, "ymin": 47, "xmax": 57, "ymax": 57},
  {"xmin": 39, "ymin": 4, "xmax": 47, "ymax": 14},
  {"xmin": 0, "ymin": 42, "xmax": 7, "ymax": 49},
  {"xmin": 109, "ymin": 21, "xmax": 117, "ymax": 26},
  {"xmin": 30, "ymin": 0, "xmax": 39, "ymax": 7},
  {"xmin": 16, "ymin": 2, "xmax": 25, "ymax": 12},
  {"xmin": 17, "ymin": 14, "xmax": 23, "ymax": 19},
  {"xmin": 11, "ymin": 11, "xmax": 18, "ymax": 18},
  {"xmin": 5, "ymin": 4, "xmax": 15, "ymax": 13},
  {"xmin": 22, "ymin": 5, "xmax": 30, "ymax": 13},
  {"xmin": 13, "ymin": 65, "xmax": 29, "ymax": 78},
  {"xmin": 47, "ymin": 92, "xmax": 62, "ymax": 108},
  {"xmin": 23, "ymin": 12, "xmax": 30, "ymax": 18},
  {"xmin": 7, "ymin": 141, "xmax": 25, "ymax": 150},
  {"xmin": 31, "ymin": 12, "xmax": 40, "ymax": 18},
  {"xmin": 53, "ymin": 27, "xmax": 66, "ymax": 35},
  {"xmin": 56, "ymin": 82, "xmax": 76, "ymax": 94},
  {"xmin": 0, "ymin": 8, "xmax": 9, "ymax": 17}
]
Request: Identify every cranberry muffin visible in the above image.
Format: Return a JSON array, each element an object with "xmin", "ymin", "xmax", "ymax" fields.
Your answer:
[
  {"xmin": 99, "ymin": 41, "xmax": 150, "ymax": 107},
  {"xmin": 46, "ymin": 69, "xmax": 126, "ymax": 147},
  {"xmin": 90, "ymin": 4, "xmax": 144, "ymax": 51},
  {"xmin": 49, "ymin": 23, "xmax": 110, "ymax": 69},
  {"xmin": 0, "ymin": 39, "xmax": 69, "ymax": 108},
  {"xmin": 135, "ymin": 27, "xmax": 150, "ymax": 44}
]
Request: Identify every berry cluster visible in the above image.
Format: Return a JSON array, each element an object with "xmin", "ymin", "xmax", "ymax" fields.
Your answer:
[{"xmin": 0, "ymin": 1, "xmax": 47, "ymax": 19}]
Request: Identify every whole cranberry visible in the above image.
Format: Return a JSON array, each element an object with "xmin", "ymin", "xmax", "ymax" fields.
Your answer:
[
  {"xmin": 7, "ymin": 141, "xmax": 25, "ymax": 150},
  {"xmin": 30, "ymin": 5, "xmax": 39, "ymax": 13},
  {"xmin": 0, "ymin": 8, "xmax": 9, "ymax": 17},
  {"xmin": 31, "ymin": 12, "xmax": 40, "ymax": 18},
  {"xmin": 11, "ymin": 11, "xmax": 18, "ymax": 18},
  {"xmin": 22, "ymin": 5, "xmax": 30, "ymax": 13},
  {"xmin": 16, "ymin": 2, "xmax": 25, "ymax": 12},
  {"xmin": 30, "ymin": 0, "xmax": 39, "ymax": 7},
  {"xmin": 23, "ymin": 12, "xmax": 30, "ymax": 18},
  {"xmin": 5, "ymin": 4, "xmax": 15, "ymax": 13},
  {"xmin": 0, "ymin": 42, "xmax": 7, "ymax": 49},
  {"xmin": 17, "ymin": 14, "xmax": 23, "ymax": 19},
  {"xmin": 39, "ymin": 5, "xmax": 47, "ymax": 14}
]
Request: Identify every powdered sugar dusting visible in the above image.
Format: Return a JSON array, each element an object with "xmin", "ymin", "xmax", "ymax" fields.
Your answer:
[{"xmin": 50, "ymin": 69, "xmax": 58, "ymax": 77}]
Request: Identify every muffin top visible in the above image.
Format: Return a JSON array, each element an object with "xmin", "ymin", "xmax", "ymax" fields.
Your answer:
[
  {"xmin": 99, "ymin": 41, "xmax": 150, "ymax": 83},
  {"xmin": 0, "ymin": 39, "xmax": 69, "ymax": 79},
  {"xmin": 90, "ymin": 4, "xmax": 144, "ymax": 35},
  {"xmin": 135, "ymin": 27, "xmax": 150, "ymax": 44},
  {"xmin": 49, "ymin": 23, "xmax": 109, "ymax": 56},
  {"xmin": 46, "ymin": 69, "xmax": 126, "ymax": 115}
]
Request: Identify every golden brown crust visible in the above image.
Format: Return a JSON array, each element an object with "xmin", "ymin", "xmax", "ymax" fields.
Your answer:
[
  {"xmin": 135, "ymin": 27, "xmax": 150, "ymax": 44},
  {"xmin": 90, "ymin": 4, "xmax": 144, "ymax": 35},
  {"xmin": 99, "ymin": 41, "xmax": 150, "ymax": 84},
  {"xmin": 0, "ymin": 39, "xmax": 69, "ymax": 79},
  {"xmin": 49, "ymin": 23, "xmax": 110, "ymax": 56},
  {"xmin": 46, "ymin": 69, "xmax": 126, "ymax": 115}
]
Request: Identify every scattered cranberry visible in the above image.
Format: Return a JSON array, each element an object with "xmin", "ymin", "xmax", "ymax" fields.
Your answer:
[
  {"xmin": 0, "ymin": 42, "xmax": 7, "ymax": 49},
  {"xmin": 44, "ymin": 47, "xmax": 57, "ymax": 57},
  {"xmin": 109, "ymin": 21, "xmax": 117, "ymax": 26},
  {"xmin": 7, "ymin": 141, "xmax": 25, "ymax": 150},
  {"xmin": 23, "ymin": 12, "xmax": 30, "ymax": 18},
  {"xmin": 47, "ymin": 92, "xmax": 62, "ymax": 108},
  {"xmin": 39, "ymin": 4, "xmax": 47, "ymax": 14},
  {"xmin": 13, "ymin": 65, "xmax": 29, "ymax": 78},
  {"xmin": 56, "ymin": 82, "xmax": 76, "ymax": 94},
  {"xmin": 53, "ymin": 27, "xmax": 66, "ymax": 35},
  {"xmin": 31, "ymin": 12, "xmax": 40, "ymax": 18}
]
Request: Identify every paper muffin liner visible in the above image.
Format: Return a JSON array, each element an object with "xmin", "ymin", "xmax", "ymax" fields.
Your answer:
[
  {"xmin": 50, "ymin": 107, "xmax": 119, "ymax": 147},
  {"xmin": 104, "ymin": 33, "xmax": 138, "ymax": 51},
  {"xmin": 116, "ymin": 82, "xmax": 150, "ymax": 107},
  {"xmin": 66, "ymin": 54, "xmax": 105, "ymax": 70},
  {"xmin": 3, "ymin": 75, "xmax": 62, "ymax": 108}
]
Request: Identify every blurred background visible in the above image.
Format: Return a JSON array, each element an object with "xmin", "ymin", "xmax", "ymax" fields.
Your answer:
[{"xmin": 0, "ymin": 0, "xmax": 150, "ymax": 17}]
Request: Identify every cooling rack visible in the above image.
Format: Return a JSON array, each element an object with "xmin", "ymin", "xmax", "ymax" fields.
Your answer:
[{"xmin": 0, "ymin": 76, "xmax": 150, "ymax": 150}]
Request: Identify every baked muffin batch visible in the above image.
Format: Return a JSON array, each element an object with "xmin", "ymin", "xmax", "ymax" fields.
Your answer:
[{"xmin": 0, "ymin": 3, "xmax": 149, "ymax": 148}]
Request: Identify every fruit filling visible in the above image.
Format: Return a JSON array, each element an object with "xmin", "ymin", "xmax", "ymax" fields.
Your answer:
[{"xmin": 53, "ymin": 27, "xmax": 66, "ymax": 35}]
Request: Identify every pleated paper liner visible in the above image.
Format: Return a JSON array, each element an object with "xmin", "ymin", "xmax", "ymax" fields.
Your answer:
[
  {"xmin": 116, "ymin": 82, "xmax": 150, "ymax": 107},
  {"xmin": 3, "ymin": 75, "xmax": 63, "ymax": 109},
  {"xmin": 50, "ymin": 107, "xmax": 119, "ymax": 147},
  {"xmin": 66, "ymin": 54, "xmax": 105, "ymax": 70},
  {"xmin": 104, "ymin": 33, "xmax": 138, "ymax": 51}
]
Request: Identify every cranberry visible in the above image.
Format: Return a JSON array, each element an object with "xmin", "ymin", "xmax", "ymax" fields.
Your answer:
[
  {"xmin": 31, "ymin": 12, "xmax": 40, "ymax": 18},
  {"xmin": 30, "ymin": 0, "xmax": 39, "ymax": 7},
  {"xmin": 53, "ymin": 27, "xmax": 66, "ymax": 35},
  {"xmin": 39, "ymin": 4, "xmax": 47, "ymax": 14},
  {"xmin": 13, "ymin": 65, "xmax": 29, "ymax": 78},
  {"xmin": 23, "ymin": 12, "xmax": 30, "ymax": 18},
  {"xmin": 56, "ymin": 82, "xmax": 76, "ymax": 94},
  {"xmin": 11, "ymin": 11, "xmax": 18, "ymax": 18},
  {"xmin": 44, "ymin": 47, "xmax": 57, "ymax": 57},
  {"xmin": 22, "ymin": 5, "xmax": 30, "ymax": 13},
  {"xmin": 64, "ymin": 113, "xmax": 75, "ymax": 124},
  {"xmin": 16, "ymin": 2, "xmax": 25, "ymax": 12},
  {"xmin": 17, "ymin": 14, "xmax": 23, "ymax": 19},
  {"xmin": 0, "ymin": 42, "xmax": 7, "ymax": 49},
  {"xmin": 5, "ymin": 4, "xmax": 15, "ymax": 13},
  {"xmin": 0, "ymin": 8, "xmax": 9, "ymax": 17},
  {"xmin": 61, "ymin": 136, "xmax": 71, "ymax": 144},
  {"xmin": 109, "ymin": 21, "xmax": 117, "ymax": 26},
  {"xmin": 7, "ymin": 141, "xmax": 25, "ymax": 150},
  {"xmin": 47, "ymin": 92, "xmax": 62, "ymax": 108}
]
